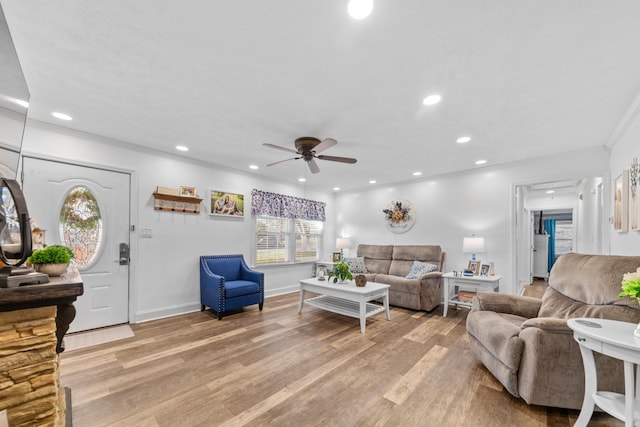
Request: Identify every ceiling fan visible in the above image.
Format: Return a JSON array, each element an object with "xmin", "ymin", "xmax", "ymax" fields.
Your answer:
[{"xmin": 263, "ymin": 137, "xmax": 357, "ymax": 174}]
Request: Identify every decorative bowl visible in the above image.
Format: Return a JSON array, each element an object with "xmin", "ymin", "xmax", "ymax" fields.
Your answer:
[{"xmin": 33, "ymin": 263, "xmax": 69, "ymax": 277}]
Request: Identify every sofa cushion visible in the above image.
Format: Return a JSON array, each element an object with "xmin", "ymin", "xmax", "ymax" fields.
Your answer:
[
  {"xmin": 344, "ymin": 256, "xmax": 368, "ymax": 273},
  {"xmin": 389, "ymin": 245, "xmax": 443, "ymax": 276},
  {"xmin": 357, "ymin": 244, "xmax": 393, "ymax": 275},
  {"xmin": 538, "ymin": 286, "xmax": 640, "ymax": 323},
  {"xmin": 225, "ymin": 280, "xmax": 260, "ymax": 298},
  {"xmin": 374, "ymin": 274, "xmax": 420, "ymax": 295},
  {"xmin": 405, "ymin": 260, "xmax": 439, "ymax": 279},
  {"xmin": 548, "ymin": 253, "xmax": 640, "ymax": 307}
]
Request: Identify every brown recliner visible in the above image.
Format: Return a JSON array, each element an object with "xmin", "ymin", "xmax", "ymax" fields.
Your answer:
[{"xmin": 466, "ymin": 253, "xmax": 640, "ymax": 409}]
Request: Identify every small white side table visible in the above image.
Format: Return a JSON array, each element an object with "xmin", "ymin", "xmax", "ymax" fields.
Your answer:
[
  {"xmin": 442, "ymin": 272, "xmax": 501, "ymax": 317},
  {"xmin": 568, "ymin": 318, "xmax": 640, "ymax": 427}
]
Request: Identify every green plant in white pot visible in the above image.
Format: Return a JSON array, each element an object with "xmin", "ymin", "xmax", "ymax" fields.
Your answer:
[
  {"xmin": 28, "ymin": 245, "xmax": 75, "ymax": 277},
  {"xmin": 331, "ymin": 260, "xmax": 353, "ymax": 283}
]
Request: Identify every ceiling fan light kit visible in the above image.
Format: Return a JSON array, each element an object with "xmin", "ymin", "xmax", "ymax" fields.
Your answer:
[{"xmin": 263, "ymin": 137, "xmax": 357, "ymax": 174}]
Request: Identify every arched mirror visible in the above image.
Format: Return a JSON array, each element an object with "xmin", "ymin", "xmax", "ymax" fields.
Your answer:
[{"xmin": 0, "ymin": 4, "xmax": 32, "ymax": 273}]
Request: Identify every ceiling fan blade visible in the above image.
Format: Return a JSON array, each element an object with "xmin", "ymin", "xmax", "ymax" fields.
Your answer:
[
  {"xmin": 308, "ymin": 158, "xmax": 320, "ymax": 174},
  {"xmin": 263, "ymin": 143, "xmax": 299, "ymax": 155},
  {"xmin": 267, "ymin": 157, "xmax": 299, "ymax": 167},
  {"xmin": 317, "ymin": 155, "xmax": 357, "ymax": 164},
  {"xmin": 313, "ymin": 138, "xmax": 337, "ymax": 154}
]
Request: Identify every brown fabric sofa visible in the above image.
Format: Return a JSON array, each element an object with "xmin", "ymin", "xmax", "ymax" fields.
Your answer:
[
  {"xmin": 466, "ymin": 253, "xmax": 640, "ymax": 409},
  {"xmin": 356, "ymin": 244, "xmax": 445, "ymax": 311}
]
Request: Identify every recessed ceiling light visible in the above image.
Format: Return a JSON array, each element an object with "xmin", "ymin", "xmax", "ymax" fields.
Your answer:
[
  {"xmin": 249, "ymin": 164, "xmax": 259, "ymax": 170},
  {"xmin": 348, "ymin": 0, "xmax": 373, "ymax": 19},
  {"xmin": 369, "ymin": 180, "xmax": 377, "ymax": 184},
  {"xmin": 175, "ymin": 145, "xmax": 189, "ymax": 152},
  {"xmin": 10, "ymin": 98, "xmax": 28, "ymax": 108},
  {"xmin": 413, "ymin": 171, "xmax": 422, "ymax": 176},
  {"xmin": 298, "ymin": 178, "xmax": 306, "ymax": 182},
  {"xmin": 333, "ymin": 187, "xmax": 341, "ymax": 191},
  {"xmin": 422, "ymin": 94, "xmax": 442, "ymax": 106},
  {"xmin": 52, "ymin": 112, "xmax": 72, "ymax": 121},
  {"xmin": 456, "ymin": 136, "xmax": 471, "ymax": 143},
  {"xmin": 475, "ymin": 160, "xmax": 487, "ymax": 165},
  {"xmin": 546, "ymin": 190, "xmax": 555, "ymax": 194}
]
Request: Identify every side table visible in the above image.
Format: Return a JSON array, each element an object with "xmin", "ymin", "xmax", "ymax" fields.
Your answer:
[
  {"xmin": 568, "ymin": 318, "xmax": 640, "ymax": 427},
  {"xmin": 442, "ymin": 272, "xmax": 501, "ymax": 317}
]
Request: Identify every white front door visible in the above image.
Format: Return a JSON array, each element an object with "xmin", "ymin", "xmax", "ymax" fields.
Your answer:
[{"xmin": 22, "ymin": 157, "xmax": 130, "ymax": 332}]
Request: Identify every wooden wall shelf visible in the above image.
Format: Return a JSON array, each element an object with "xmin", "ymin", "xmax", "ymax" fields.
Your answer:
[{"xmin": 152, "ymin": 192, "xmax": 203, "ymax": 213}]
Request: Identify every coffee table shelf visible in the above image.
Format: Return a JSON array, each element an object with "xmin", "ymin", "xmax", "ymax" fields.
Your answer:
[
  {"xmin": 298, "ymin": 277, "xmax": 391, "ymax": 333},
  {"xmin": 304, "ymin": 295, "xmax": 386, "ymax": 318}
]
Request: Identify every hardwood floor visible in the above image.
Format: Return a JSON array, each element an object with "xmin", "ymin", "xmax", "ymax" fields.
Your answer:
[{"xmin": 60, "ymin": 293, "xmax": 620, "ymax": 426}]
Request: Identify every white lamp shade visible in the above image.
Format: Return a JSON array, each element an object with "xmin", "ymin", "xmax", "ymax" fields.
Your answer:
[
  {"xmin": 336, "ymin": 238, "xmax": 351, "ymax": 249},
  {"xmin": 463, "ymin": 237, "xmax": 485, "ymax": 253}
]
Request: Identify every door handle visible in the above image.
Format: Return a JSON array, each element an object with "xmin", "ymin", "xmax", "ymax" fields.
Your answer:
[{"xmin": 119, "ymin": 242, "xmax": 130, "ymax": 265}]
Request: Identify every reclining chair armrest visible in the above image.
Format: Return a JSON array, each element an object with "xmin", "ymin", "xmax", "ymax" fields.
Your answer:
[
  {"xmin": 472, "ymin": 293, "xmax": 541, "ymax": 319},
  {"xmin": 521, "ymin": 317, "xmax": 572, "ymax": 334}
]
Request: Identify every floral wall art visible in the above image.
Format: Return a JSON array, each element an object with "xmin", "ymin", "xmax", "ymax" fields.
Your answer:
[{"xmin": 382, "ymin": 199, "xmax": 415, "ymax": 233}]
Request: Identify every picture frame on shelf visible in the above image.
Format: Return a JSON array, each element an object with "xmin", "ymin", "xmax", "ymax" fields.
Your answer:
[
  {"xmin": 480, "ymin": 264, "xmax": 490, "ymax": 276},
  {"xmin": 179, "ymin": 186, "xmax": 197, "ymax": 197},
  {"xmin": 332, "ymin": 252, "xmax": 341, "ymax": 262},
  {"xmin": 614, "ymin": 170, "xmax": 629, "ymax": 232},
  {"xmin": 210, "ymin": 190, "xmax": 244, "ymax": 217},
  {"xmin": 488, "ymin": 262, "xmax": 495, "ymax": 276},
  {"xmin": 468, "ymin": 260, "xmax": 481, "ymax": 275}
]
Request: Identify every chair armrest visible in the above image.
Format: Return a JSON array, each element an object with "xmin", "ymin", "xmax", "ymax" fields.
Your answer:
[
  {"xmin": 472, "ymin": 293, "xmax": 541, "ymax": 319},
  {"xmin": 238, "ymin": 258, "xmax": 264, "ymax": 286},
  {"xmin": 521, "ymin": 317, "xmax": 572, "ymax": 334}
]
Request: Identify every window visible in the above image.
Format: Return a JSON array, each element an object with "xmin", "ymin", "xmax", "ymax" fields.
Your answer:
[{"xmin": 255, "ymin": 215, "xmax": 323, "ymax": 265}]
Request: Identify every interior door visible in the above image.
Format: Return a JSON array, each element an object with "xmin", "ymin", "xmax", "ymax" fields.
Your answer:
[{"xmin": 21, "ymin": 157, "xmax": 130, "ymax": 332}]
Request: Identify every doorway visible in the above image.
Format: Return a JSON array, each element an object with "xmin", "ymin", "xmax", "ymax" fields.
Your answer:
[{"xmin": 21, "ymin": 157, "xmax": 131, "ymax": 332}]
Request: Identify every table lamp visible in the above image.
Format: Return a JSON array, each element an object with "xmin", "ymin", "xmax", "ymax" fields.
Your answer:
[
  {"xmin": 463, "ymin": 236, "xmax": 485, "ymax": 261},
  {"xmin": 336, "ymin": 238, "xmax": 351, "ymax": 260}
]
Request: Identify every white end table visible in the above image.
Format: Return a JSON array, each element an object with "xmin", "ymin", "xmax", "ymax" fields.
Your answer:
[
  {"xmin": 568, "ymin": 318, "xmax": 640, "ymax": 427},
  {"xmin": 442, "ymin": 272, "xmax": 501, "ymax": 317}
]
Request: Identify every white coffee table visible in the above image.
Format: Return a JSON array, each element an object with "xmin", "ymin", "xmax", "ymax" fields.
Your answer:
[{"xmin": 298, "ymin": 277, "xmax": 391, "ymax": 333}]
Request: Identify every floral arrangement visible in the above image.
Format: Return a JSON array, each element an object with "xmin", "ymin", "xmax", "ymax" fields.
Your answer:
[
  {"xmin": 618, "ymin": 268, "xmax": 640, "ymax": 300},
  {"xmin": 383, "ymin": 201, "xmax": 411, "ymax": 224}
]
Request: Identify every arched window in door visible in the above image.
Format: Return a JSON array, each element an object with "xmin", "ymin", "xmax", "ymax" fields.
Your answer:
[{"xmin": 59, "ymin": 186, "xmax": 103, "ymax": 269}]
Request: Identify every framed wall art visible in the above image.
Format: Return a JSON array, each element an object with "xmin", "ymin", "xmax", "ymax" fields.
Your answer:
[
  {"xmin": 210, "ymin": 190, "xmax": 244, "ymax": 217},
  {"xmin": 630, "ymin": 156, "xmax": 639, "ymax": 231},
  {"xmin": 614, "ymin": 170, "xmax": 629, "ymax": 232}
]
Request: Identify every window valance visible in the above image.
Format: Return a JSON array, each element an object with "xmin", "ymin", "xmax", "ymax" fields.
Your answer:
[{"xmin": 251, "ymin": 189, "xmax": 326, "ymax": 222}]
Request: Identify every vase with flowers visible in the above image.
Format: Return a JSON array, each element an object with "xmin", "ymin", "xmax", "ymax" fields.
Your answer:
[
  {"xmin": 617, "ymin": 267, "xmax": 640, "ymax": 336},
  {"xmin": 331, "ymin": 260, "xmax": 353, "ymax": 284}
]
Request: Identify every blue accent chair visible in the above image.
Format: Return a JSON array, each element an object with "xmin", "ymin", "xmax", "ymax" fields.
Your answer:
[{"xmin": 200, "ymin": 254, "xmax": 264, "ymax": 320}]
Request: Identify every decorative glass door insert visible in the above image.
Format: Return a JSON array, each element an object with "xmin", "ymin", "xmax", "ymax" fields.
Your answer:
[{"xmin": 59, "ymin": 185, "xmax": 103, "ymax": 269}]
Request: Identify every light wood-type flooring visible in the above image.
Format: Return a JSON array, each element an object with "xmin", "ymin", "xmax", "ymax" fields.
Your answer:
[{"xmin": 60, "ymin": 293, "xmax": 620, "ymax": 427}]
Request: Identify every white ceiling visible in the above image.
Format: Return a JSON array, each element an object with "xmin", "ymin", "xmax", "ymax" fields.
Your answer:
[{"xmin": 2, "ymin": 1, "xmax": 640, "ymax": 192}]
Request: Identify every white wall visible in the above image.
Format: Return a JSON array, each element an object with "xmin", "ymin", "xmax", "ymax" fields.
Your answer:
[
  {"xmin": 20, "ymin": 120, "xmax": 335, "ymax": 323},
  {"xmin": 335, "ymin": 147, "xmax": 610, "ymax": 296},
  {"xmin": 609, "ymin": 103, "xmax": 640, "ymax": 254}
]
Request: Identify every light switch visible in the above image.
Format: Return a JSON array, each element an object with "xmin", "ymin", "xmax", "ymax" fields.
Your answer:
[{"xmin": 141, "ymin": 228, "xmax": 152, "ymax": 238}]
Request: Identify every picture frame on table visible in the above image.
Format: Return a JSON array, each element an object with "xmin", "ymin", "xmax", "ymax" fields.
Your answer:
[
  {"xmin": 332, "ymin": 252, "xmax": 341, "ymax": 262},
  {"xmin": 210, "ymin": 190, "xmax": 244, "ymax": 217},
  {"xmin": 179, "ymin": 186, "xmax": 197, "ymax": 197},
  {"xmin": 480, "ymin": 264, "xmax": 490, "ymax": 276},
  {"xmin": 468, "ymin": 260, "xmax": 481, "ymax": 275}
]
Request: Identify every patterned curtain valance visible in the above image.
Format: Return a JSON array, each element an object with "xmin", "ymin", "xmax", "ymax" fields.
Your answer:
[{"xmin": 251, "ymin": 189, "xmax": 326, "ymax": 221}]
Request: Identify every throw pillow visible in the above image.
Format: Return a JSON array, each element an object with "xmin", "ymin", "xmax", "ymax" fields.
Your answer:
[
  {"xmin": 344, "ymin": 256, "xmax": 368, "ymax": 274},
  {"xmin": 405, "ymin": 260, "xmax": 439, "ymax": 279}
]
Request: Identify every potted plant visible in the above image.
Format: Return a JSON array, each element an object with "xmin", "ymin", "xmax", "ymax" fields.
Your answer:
[
  {"xmin": 331, "ymin": 260, "xmax": 353, "ymax": 284},
  {"xmin": 28, "ymin": 245, "xmax": 75, "ymax": 276},
  {"xmin": 618, "ymin": 268, "xmax": 640, "ymax": 336}
]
